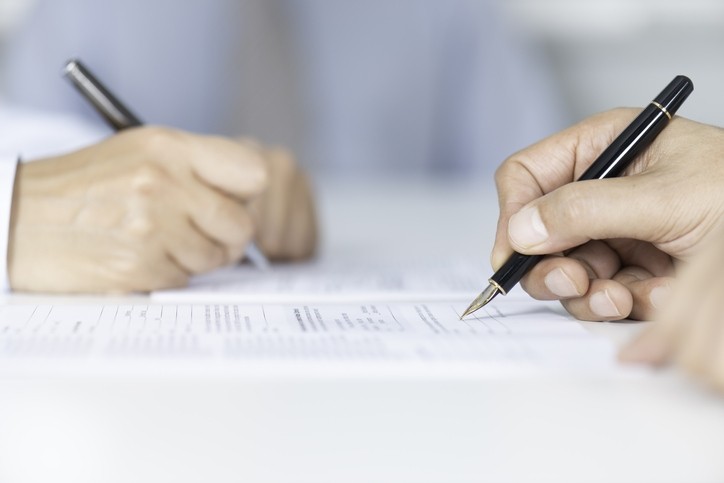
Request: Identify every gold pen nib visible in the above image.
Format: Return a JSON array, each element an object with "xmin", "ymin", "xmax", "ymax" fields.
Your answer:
[{"xmin": 460, "ymin": 283, "xmax": 500, "ymax": 319}]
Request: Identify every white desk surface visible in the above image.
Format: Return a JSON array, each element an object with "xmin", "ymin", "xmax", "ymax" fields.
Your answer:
[{"xmin": 1, "ymin": 176, "xmax": 723, "ymax": 483}]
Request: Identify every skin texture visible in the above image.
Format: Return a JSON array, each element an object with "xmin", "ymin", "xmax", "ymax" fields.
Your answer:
[
  {"xmin": 493, "ymin": 108, "xmax": 724, "ymax": 393},
  {"xmin": 620, "ymin": 234, "xmax": 724, "ymax": 393},
  {"xmin": 492, "ymin": 108, "xmax": 724, "ymax": 322},
  {"xmin": 8, "ymin": 126, "xmax": 317, "ymax": 293}
]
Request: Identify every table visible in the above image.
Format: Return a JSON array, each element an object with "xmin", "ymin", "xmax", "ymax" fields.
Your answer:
[{"xmin": 1, "ymin": 176, "xmax": 723, "ymax": 483}]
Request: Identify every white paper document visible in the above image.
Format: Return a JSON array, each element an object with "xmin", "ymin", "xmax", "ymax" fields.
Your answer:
[
  {"xmin": 152, "ymin": 259, "xmax": 488, "ymax": 303},
  {"xmin": 0, "ymin": 299, "xmax": 615, "ymax": 371}
]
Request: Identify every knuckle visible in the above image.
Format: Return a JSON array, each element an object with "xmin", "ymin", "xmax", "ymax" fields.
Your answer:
[
  {"xmin": 123, "ymin": 213, "xmax": 156, "ymax": 240},
  {"xmin": 552, "ymin": 185, "xmax": 589, "ymax": 225},
  {"xmin": 133, "ymin": 126, "xmax": 183, "ymax": 159},
  {"xmin": 107, "ymin": 250, "xmax": 147, "ymax": 282},
  {"xmin": 130, "ymin": 164, "xmax": 167, "ymax": 195},
  {"xmin": 494, "ymin": 154, "xmax": 527, "ymax": 189},
  {"xmin": 494, "ymin": 162, "xmax": 513, "ymax": 188}
]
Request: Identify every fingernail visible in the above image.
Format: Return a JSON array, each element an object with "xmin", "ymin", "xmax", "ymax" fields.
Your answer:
[
  {"xmin": 508, "ymin": 206, "xmax": 548, "ymax": 249},
  {"xmin": 544, "ymin": 268, "xmax": 580, "ymax": 298},
  {"xmin": 649, "ymin": 285, "xmax": 670, "ymax": 309},
  {"xmin": 589, "ymin": 290, "xmax": 621, "ymax": 318},
  {"xmin": 491, "ymin": 251, "xmax": 507, "ymax": 271}
]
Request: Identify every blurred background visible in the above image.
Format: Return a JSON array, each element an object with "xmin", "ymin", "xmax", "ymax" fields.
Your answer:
[{"xmin": 0, "ymin": 0, "xmax": 722, "ymax": 177}]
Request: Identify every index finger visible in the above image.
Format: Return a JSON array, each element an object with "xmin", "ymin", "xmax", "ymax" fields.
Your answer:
[
  {"xmin": 491, "ymin": 108, "xmax": 639, "ymax": 269},
  {"xmin": 137, "ymin": 127, "xmax": 269, "ymax": 200},
  {"xmin": 186, "ymin": 134, "xmax": 269, "ymax": 200}
]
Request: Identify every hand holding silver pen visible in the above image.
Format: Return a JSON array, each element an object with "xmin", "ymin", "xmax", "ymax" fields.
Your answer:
[
  {"xmin": 2, "ymin": 59, "xmax": 317, "ymax": 293},
  {"xmin": 63, "ymin": 59, "xmax": 271, "ymax": 270}
]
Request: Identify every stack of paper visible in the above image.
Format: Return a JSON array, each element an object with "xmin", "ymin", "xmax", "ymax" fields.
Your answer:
[{"xmin": 0, "ymin": 299, "xmax": 614, "ymax": 371}]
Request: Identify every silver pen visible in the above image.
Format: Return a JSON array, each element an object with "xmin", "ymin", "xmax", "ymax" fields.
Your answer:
[{"xmin": 62, "ymin": 58, "xmax": 270, "ymax": 270}]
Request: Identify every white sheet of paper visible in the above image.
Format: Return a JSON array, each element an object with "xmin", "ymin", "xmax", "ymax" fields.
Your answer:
[
  {"xmin": 0, "ymin": 299, "xmax": 615, "ymax": 373},
  {"xmin": 152, "ymin": 259, "xmax": 495, "ymax": 303}
]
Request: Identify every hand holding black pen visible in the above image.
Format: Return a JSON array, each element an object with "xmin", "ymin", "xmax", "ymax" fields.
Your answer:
[{"xmin": 462, "ymin": 76, "xmax": 694, "ymax": 319}]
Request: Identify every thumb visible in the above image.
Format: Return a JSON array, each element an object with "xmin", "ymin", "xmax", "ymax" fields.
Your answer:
[{"xmin": 507, "ymin": 176, "xmax": 664, "ymax": 255}]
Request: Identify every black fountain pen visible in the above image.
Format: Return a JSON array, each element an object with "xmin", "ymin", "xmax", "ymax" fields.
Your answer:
[{"xmin": 461, "ymin": 75, "xmax": 694, "ymax": 319}]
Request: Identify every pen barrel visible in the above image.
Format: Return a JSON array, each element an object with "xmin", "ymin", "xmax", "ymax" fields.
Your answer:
[
  {"xmin": 491, "ymin": 253, "xmax": 543, "ymax": 294},
  {"xmin": 579, "ymin": 75, "xmax": 693, "ymax": 181},
  {"xmin": 653, "ymin": 74, "xmax": 694, "ymax": 116},
  {"xmin": 64, "ymin": 59, "xmax": 143, "ymax": 130},
  {"xmin": 578, "ymin": 105, "xmax": 668, "ymax": 181}
]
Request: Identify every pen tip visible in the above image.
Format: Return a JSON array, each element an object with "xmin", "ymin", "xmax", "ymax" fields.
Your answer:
[
  {"xmin": 460, "ymin": 305, "xmax": 475, "ymax": 320},
  {"xmin": 460, "ymin": 284, "xmax": 500, "ymax": 319}
]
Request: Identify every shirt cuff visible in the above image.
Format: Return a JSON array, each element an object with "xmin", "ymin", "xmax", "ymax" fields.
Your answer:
[{"xmin": 0, "ymin": 154, "xmax": 19, "ymax": 292}]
